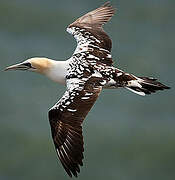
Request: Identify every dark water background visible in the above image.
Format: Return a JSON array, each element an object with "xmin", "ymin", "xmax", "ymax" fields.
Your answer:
[{"xmin": 0, "ymin": 0, "xmax": 174, "ymax": 179}]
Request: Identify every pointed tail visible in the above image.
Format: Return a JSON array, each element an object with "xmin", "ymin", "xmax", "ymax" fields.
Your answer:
[{"xmin": 125, "ymin": 75, "xmax": 170, "ymax": 96}]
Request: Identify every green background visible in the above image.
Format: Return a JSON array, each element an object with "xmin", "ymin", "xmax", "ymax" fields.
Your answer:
[{"xmin": 0, "ymin": 0, "xmax": 174, "ymax": 179}]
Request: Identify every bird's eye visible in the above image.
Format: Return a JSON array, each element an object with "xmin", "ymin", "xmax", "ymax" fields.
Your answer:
[{"xmin": 23, "ymin": 62, "xmax": 32, "ymax": 68}]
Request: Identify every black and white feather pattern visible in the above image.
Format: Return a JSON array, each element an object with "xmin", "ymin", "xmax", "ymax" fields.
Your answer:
[
  {"xmin": 48, "ymin": 2, "xmax": 170, "ymax": 178},
  {"xmin": 49, "ymin": 78, "xmax": 102, "ymax": 177}
]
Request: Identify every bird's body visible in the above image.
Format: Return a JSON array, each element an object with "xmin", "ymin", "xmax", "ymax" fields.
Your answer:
[{"xmin": 5, "ymin": 2, "xmax": 170, "ymax": 177}]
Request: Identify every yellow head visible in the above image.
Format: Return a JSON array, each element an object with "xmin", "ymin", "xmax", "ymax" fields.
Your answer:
[{"xmin": 5, "ymin": 57, "xmax": 53, "ymax": 74}]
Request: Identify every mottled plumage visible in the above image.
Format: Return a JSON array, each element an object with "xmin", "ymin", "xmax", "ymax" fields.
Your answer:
[
  {"xmin": 5, "ymin": 1, "xmax": 170, "ymax": 178},
  {"xmin": 48, "ymin": 2, "xmax": 169, "ymax": 177}
]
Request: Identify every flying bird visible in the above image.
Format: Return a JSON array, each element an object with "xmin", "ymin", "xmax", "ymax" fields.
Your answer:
[{"xmin": 5, "ymin": 2, "xmax": 170, "ymax": 177}]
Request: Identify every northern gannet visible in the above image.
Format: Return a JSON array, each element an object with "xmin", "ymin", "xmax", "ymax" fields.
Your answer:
[{"xmin": 5, "ymin": 2, "xmax": 170, "ymax": 177}]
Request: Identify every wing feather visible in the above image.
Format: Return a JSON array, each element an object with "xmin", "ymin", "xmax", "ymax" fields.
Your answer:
[
  {"xmin": 49, "ymin": 78, "xmax": 102, "ymax": 177},
  {"xmin": 69, "ymin": 2, "xmax": 116, "ymax": 29},
  {"xmin": 67, "ymin": 2, "xmax": 116, "ymax": 65}
]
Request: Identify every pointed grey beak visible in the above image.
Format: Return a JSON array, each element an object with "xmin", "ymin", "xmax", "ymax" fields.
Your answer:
[{"xmin": 4, "ymin": 62, "xmax": 32, "ymax": 71}]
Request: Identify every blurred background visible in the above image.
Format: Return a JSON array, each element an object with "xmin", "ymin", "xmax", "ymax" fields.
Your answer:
[{"xmin": 0, "ymin": 0, "xmax": 174, "ymax": 179}]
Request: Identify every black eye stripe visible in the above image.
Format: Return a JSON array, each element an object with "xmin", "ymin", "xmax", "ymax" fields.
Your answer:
[{"xmin": 23, "ymin": 62, "xmax": 32, "ymax": 68}]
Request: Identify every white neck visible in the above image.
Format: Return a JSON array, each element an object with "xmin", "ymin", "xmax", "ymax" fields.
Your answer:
[{"xmin": 45, "ymin": 60, "xmax": 68, "ymax": 85}]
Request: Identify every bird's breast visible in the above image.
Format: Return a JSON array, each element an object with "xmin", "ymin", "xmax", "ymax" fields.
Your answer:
[{"xmin": 45, "ymin": 61, "xmax": 69, "ymax": 85}]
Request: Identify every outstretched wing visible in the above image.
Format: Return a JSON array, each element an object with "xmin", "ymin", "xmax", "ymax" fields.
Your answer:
[
  {"xmin": 48, "ymin": 78, "xmax": 102, "ymax": 177},
  {"xmin": 69, "ymin": 1, "xmax": 115, "ymax": 30},
  {"xmin": 67, "ymin": 2, "xmax": 116, "ymax": 66}
]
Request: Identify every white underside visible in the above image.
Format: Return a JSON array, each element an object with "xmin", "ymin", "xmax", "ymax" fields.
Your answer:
[{"xmin": 46, "ymin": 60, "xmax": 69, "ymax": 85}]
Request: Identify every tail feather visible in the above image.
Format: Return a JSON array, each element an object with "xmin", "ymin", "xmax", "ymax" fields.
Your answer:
[
  {"xmin": 105, "ymin": 69, "xmax": 170, "ymax": 96},
  {"xmin": 126, "ymin": 76, "xmax": 170, "ymax": 96}
]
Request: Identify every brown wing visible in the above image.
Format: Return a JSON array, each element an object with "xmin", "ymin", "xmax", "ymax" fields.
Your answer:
[
  {"xmin": 48, "ymin": 78, "xmax": 102, "ymax": 177},
  {"xmin": 69, "ymin": 2, "xmax": 116, "ymax": 29},
  {"xmin": 67, "ymin": 2, "xmax": 116, "ymax": 66}
]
